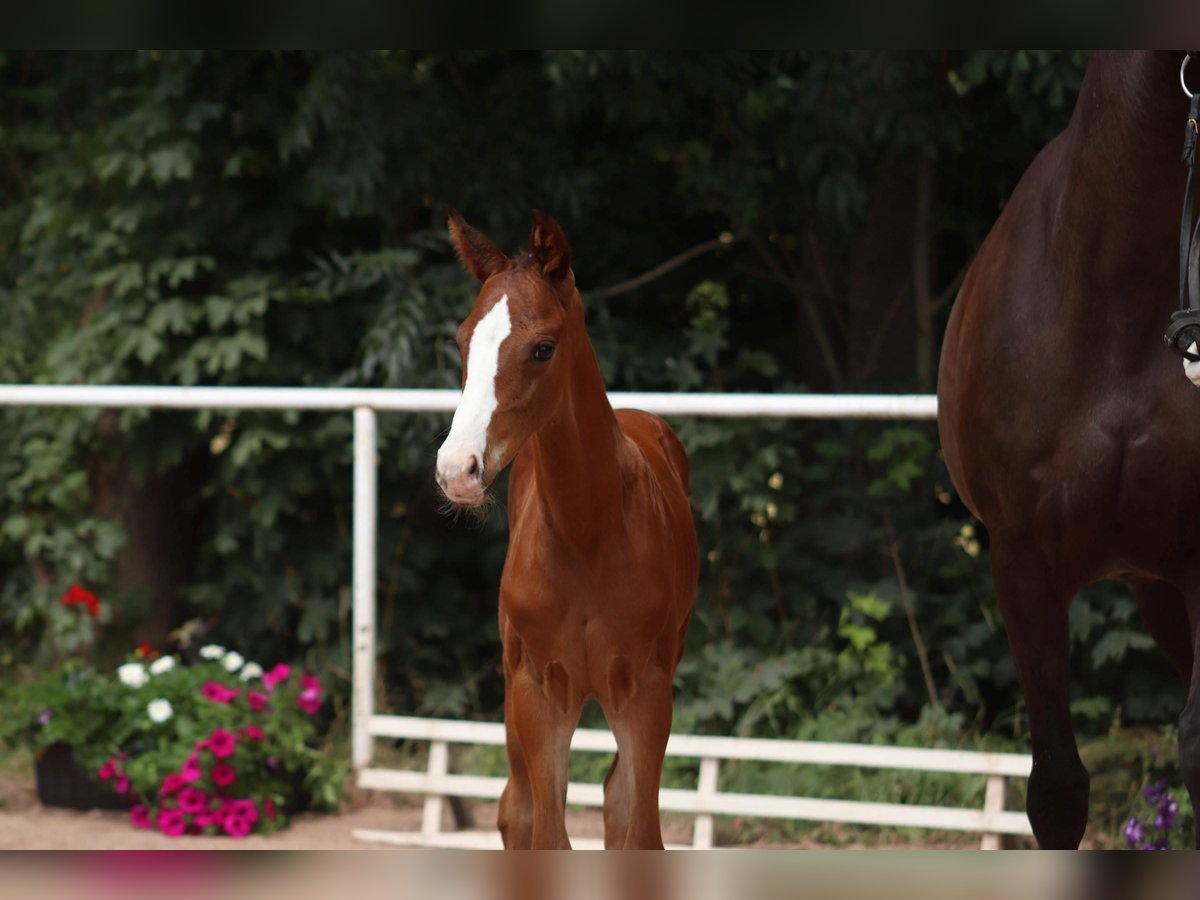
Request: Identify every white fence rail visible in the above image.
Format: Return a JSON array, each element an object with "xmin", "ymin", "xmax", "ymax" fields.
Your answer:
[
  {"xmin": 353, "ymin": 716, "xmax": 1031, "ymax": 850},
  {"xmin": 0, "ymin": 384, "xmax": 1013, "ymax": 850}
]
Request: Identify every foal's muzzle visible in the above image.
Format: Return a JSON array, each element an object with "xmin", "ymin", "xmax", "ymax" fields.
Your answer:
[{"xmin": 435, "ymin": 450, "xmax": 488, "ymax": 507}]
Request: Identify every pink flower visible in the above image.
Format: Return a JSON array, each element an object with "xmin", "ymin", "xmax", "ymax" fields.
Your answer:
[
  {"xmin": 299, "ymin": 673, "xmax": 321, "ymax": 693},
  {"xmin": 114, "ymin": 774, "xmax": 130, "ymax": 796},
  {"xmin": 178, "ymin": 787, "xmax": 208, "ymax": 815},
  {"xmin": 242, "ymin": 725, "xmax": 265, "ymax": 741},
  {"xmin": 160, "ymin": 773, "xmax": 186, "ymax": 795},
  {"xmin": 211, "ymin": 763, "xmax": 236, "ymax": 787},
  {"xmin": 246, "ymin": 690, "xmax": 270, "ymax": 712},
  {"xmin": 130, "ymin": 805, "xmax": 152, "ymax": 829},
  {"xmin": 200, "ymin": 681, "xmax": 241, "ymax": 704},
  {"xmin": 193, "ymin": 810, "xmax": 214, "ymax": 830},
  {"xmin": 229, "ymin": 798, "xmax": 259, "ymax": 824},
  {"xmin": 181, "ymin": 753, "xmax": 202, "ymax": 783},
  {"xmin": 157, "ymin": 808, "xmax": 186, "ymax": 837},
  {"xmin": 208, "ymin": 727, "xmax": 237, "ymax": 759},
  {"xmin": 262, "ymin": 663, "xmax": 291, "ymax": 692},
  {"xmin": 297, "ymin": 686, "xmax": 321, "ymax": 716},
  {"xmin": 223, "ymin": 815, "xmax": 252, "ymax": 838},
  {"xmin": 97, "ymin": 759, "xmax": 116, "ymax": 781}
]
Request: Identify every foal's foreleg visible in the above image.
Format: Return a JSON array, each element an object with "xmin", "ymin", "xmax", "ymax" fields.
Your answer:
[
  {"xmin": 498, "ymin": 679, "xmax": 533, "ymax": 849},
  {"xmin": 508, "ymin": 662, "xmax": 580, "ymax": 849},
  {"xmin": 606, "ymin": 664, "xmax": 674, "ymax": 850}
]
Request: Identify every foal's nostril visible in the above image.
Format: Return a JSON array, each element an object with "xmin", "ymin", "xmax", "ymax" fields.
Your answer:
[{"xmin": 466, "ymin": 455, "xmax": 479, "ymax": 477}]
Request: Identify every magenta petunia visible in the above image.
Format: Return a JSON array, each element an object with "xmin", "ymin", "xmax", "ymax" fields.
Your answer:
[
  {"xmin": 242, "ymin": 725, "xmax": 265, "ymax": 741},
  {"xmin": 246, "ymin": 690, "xmax": 270, "ymax": 712},
  {"xmin": 114, "ymin": 774, "xmax": 130, "ymax": 796},
  {"xmin": 262, "ymin": 663, "xmax": 291, "ymax": 692},
  {"xmin": 157, "ymin": 808, "xmax": 186, "ymax": 837},
  {"xmin": 130, "ymin": 805, "xmax": 152, "ymax": 829},
  {"xmin": 299, "ymin": 673, "xmax": 321, "ymax": 693},
  {"xmin": 181, "ymin": 752, "xmax": 202, "ymax": 783},
  {"xmin": 223, "ymin": 815, "xmax": 252, "ymax": 839},
  {"xmin": 211, "ymin": 763, "xmax": 236, "ymax": 787},
  {"xmin": 208, "ymin": 727, "xmax": 237, "ymax": 759},
  {"xmin": 200, "ymin": 681, "xmax": 241, "ymax": 704},
  {"xmin": 178, "ymin": 787, "xmax": 208, "ymax": 815},
  {"xmin": 160, "ymin": 773, "xmax": 186, "ymax": 795},
  {"xmin": 296, "ymin": 686, "xmax": 321, "ymax": 715},
  {"xmin": 97, "ymin": 759, "xmax": 116, "ymax": 781},
  {"xmin": 229, "ymin": 798, "xmax": 260, "ymax": 824}
]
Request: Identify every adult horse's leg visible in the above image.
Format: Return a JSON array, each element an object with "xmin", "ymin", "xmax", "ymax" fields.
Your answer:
[
  {"xmin": 606, "ymin": 664, "xmax": 674, "ymax": 849},
  {"xmin": 507, "ymin": 662, "xmax": 580, "ymax": 849},
  {"xmin": 1132, "ymin": 581, "xmax": 1193, "ymax": 687},
  {"xmin": 991, "ymin": 537, "xmax": 1089, "ymax": 849}
]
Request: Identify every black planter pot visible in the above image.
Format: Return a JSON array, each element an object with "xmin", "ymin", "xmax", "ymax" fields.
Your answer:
[{"xmin": 35, "ymin": 742, "xmax": 132, "ymax": 811}]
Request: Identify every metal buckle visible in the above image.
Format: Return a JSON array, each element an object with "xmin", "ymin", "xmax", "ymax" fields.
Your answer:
[{"xmin": 1166, "ymin": 309, "xmax": 1200, "ymax": 360}]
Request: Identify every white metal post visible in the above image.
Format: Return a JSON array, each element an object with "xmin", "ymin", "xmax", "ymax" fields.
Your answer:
[{"xmin": 352, "ymin": 407, "xmax": 378, "ymax": 770}]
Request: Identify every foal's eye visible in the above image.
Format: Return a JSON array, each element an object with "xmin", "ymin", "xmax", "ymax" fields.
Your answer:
[{"xmin": 531, "ymin": 342, "xmax": 555, "ymax": 362}]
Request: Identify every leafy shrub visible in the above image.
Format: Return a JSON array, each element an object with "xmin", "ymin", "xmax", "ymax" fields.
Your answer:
[{"xmin": 0, "ymin": 641, "xmax": 344, "ymax": 837}]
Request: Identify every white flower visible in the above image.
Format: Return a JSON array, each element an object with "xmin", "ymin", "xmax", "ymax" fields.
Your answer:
[
  {"xmin": 117, "ymin": 662, "xmax": 148, "ymax": 688},
  {"xmin": 149, "ymin": 656, "xmax": 175, "ymax": 676},
  {"xmin": 199, "ymin": 644, "xmax": 225, "ymax": 660},
  {"xmin": 239, "ymin": 662, "xmax": 263, "ymax": 681},
  {"xmin": 222, "ymin": 651, "xmax": 245, "ymax": 672},
  {"xmin": 147, "ymin": 698, "xmax": 173, "ymax": 723}
]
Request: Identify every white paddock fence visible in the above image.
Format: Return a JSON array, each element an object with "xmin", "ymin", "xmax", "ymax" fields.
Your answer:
[{"xmin": 0, "ymin": 386, "xmax": 1030, "ymax": 848}]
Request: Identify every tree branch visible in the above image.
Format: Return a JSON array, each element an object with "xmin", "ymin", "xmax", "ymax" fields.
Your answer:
[
  {"xmin": 586, "ymin": 229, "xmax": 747, "ymax": 300},
  {"xmin": 882, "ymin": 510, "xmax": 940, "ymax": 710}
]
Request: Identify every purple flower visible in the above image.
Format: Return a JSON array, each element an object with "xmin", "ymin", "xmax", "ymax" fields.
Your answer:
[
  {"xmin": 1143, "ymin": 780, "xmax": 1167, "ymax": 805},
  {"xmin": 1124, "ymin": 817, "xmax": 1146, "ymax": 848},
  {"xmin": 1155, "ymin": 796, "xmax": 1180, "ymax": 830},
  {"xmin": 37, "ymin": 709, "xmax": 53, "ymax": 726}
]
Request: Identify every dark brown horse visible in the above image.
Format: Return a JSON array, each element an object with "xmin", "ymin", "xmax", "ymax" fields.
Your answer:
[
  {"xmin": 939, "ymin": 51, "xmax": 1200, "ymax": 849},
  {"xmin": 436, "ymin": 211, "xmax": 698, "ymax": 848}
]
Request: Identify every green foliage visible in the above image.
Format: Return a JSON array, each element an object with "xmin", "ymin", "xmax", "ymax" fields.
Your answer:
[{"xmin": 0, "ymin": 51, "xmax": 1170, "ymax": 781}]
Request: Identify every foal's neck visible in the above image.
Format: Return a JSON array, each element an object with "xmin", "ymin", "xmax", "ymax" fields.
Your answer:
[{"xmin": 525, "ymin": 295, "xmax": 626, "ymax": 544}]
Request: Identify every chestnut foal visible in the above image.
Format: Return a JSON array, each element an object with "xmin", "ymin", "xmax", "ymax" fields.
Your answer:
[{"xmin": 435, "ymin": 211, "xmax": 698, "ymax": 849}]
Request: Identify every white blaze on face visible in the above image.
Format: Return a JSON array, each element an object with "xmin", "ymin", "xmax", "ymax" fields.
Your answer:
[
  {"xmin": 1185, "ymin": 343, "xmax": 1200, "ymax": 387},
  {"xmin": 436, "ymin": 294, "xmax": 512, "ymax": 501}
]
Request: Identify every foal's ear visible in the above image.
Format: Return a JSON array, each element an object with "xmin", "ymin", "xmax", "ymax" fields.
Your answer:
[
  {"xmin": 528, "ymin": 210, "xmax": 572, "ymax": 282},
  {"xmin": 447, "ymin": 208, "xmax": 508, "ymax": 283}
]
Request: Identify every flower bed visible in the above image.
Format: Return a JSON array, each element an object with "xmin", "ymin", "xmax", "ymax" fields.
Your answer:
[{"xmin": 3, "ymin": 636, "xmax": 344, "ymax": 839}]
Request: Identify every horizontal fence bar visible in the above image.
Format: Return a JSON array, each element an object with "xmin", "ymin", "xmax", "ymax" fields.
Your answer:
[
  {"xmin": 0, "ymin": 385, "xmax": 937, "ymax": 419},
  {"xmin": 356, "ymin": 769, "xmax": 1032, "ymax": 836},
  {"xmin": 368, "ymin": 715, "xmax": 1031, "ymax": 777}
]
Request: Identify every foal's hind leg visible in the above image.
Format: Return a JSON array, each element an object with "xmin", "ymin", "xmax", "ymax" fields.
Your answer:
[{"xmin": 991, "ymin": 538, "xmax": 1089, "ymax": 849}]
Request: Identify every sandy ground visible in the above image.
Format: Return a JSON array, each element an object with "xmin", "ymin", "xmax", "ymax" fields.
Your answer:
[{"xmin": 0, "ymin": 774, "xmax": 711, "ymax": 850}]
